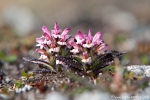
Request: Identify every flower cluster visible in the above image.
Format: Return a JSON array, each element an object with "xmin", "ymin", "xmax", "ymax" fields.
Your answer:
[
  {"xmin": 24, "ymin": 23, "xmax": 124, "ymax": 79},
  {"xmin": 36, "ymin": 23, "xmax": 107, "ymax": 64},
  {"xmin": 36, "ymin": 23, "xmax": 71, "ymax": 62}
]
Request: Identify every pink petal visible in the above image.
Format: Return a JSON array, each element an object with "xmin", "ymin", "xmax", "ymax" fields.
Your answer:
[
  {"xmin": 87, "ymin": 29, "xmax": 93, "ymax": 40},
  {"xmin": 92, "ymin": 32, "xmax": 102, "ymax": 45},
  {"xmin": 52, "ymin": 22, "xmax": 62, "ymax": 35},
  {"xmin": 81, "ymin": 52, "xmax": 92, "ymax": 64},
  {"xmin": 51, "ymin": 30, "xmax": 60, "ymax": 38},
  {"xmin": 66, "ymin": 38, "xmax": 74, "ymax": 48},
  {"xmin": 95, "ymin": 43, "xmax": 108, "ymax": 55},
  {"xmin": 75, "ymin": 31, "xmax": 84, "ymax": 39},
  {"xmin": 75, "ymin": 31, "xmax": 85, "ymax": 44},
  {"xmin": 35, "ymin": 48, "xmax": 46, "ymax": 55},
  {"xmin": 61, "ymin": 28, "xmax": 70, "ymax": 37},
  {"xmin": 70, "ymin": 42, "xmax": 81, "ymax": 54},
  {"xmin": 43, "ymin": 33, "xmax": 52, "ymax": 41},
  {"xmin": 67, "ymin": 38, "xmax": 74, "ymax": 45},
  {"xmin": 83, "ymin": 29, "xmax": 93, "ymax": 48},
  {"xmin": 42, "ymin": 26, "xmax": 51, "ymax": 36},
  {"xmin": 54, "ymin": 22, "xmax": 59, "ymax": 30},
  {"xmin": 59, "ymin": 28, "xmax": 70, "ymax": 41},
  {"xmin": 36, "ymin": 38, "xmax": 44, "ymax": 43}
]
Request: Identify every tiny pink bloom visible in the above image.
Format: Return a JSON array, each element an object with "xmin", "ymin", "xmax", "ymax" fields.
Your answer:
[
  {"xmin": 83, "ymin": 30, "xmax": 94, "ymax": 48},
  {"xmin": 57, "ymin": 28, "xmax": 70, "ymax": 45},
  {"xmin": 51, "ymin": 22, "xmax": 62, "ymax": 38},
  {"xmin": 95, "ymin": 43, "xmax": 108, "ymax": 55},
  {"xmin": 70, "ymin": 42, "xmax": 81, "ymax": 54},
  {"xmin": 41, "ymin": 33, "xmax": 52, "ymax": 45},
  {"xmin": 36, "ymin": 38, "xmax": 45, "ymax": 49},
  {"xmin": 87, "ymin": 29, "xmax": 93, "ymax": 41},
  {"xmin": 81, "ymin": 52, "xmax": 92, "ymax": 64},
  {"xmin": 42, "ymin": 26, "xmax": 51, "ymax": 36},
  {"xmin": 66, "ymin": 38, "xmax": 74, "ymax": 48},
  {"xmin": 36, "ymin": 37, "xmax": 44, "ymax": 43},
  {"xmin": 42, "ymin": 32, "xmax": 52, "ymax": 41},
  {"xmin": 54, "ymin": 22, "xmax": 60, "ymax": 31},
  {"xmin": 92, "ymin": 32, "xmax": 102, "ymax": 45},
  {"xmin": 75, "ymin": 31, "xmax": 85, "ymax": 45},
  {"xmin": 48, "ymin": 41, "xmax": 60, "ymax": 53},
  {"xmin": 35, "ymin": 48, "xmax": 48, "ymax": 56},
  {"xmin": 39, "ymin": 55, "xmax": 48, "ymax": 61},
  {"xmin": 60, "ymin": 28, "xmax": 70, "ymax": 39}
]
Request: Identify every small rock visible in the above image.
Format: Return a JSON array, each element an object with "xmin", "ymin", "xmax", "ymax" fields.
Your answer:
[{"xmin": 45, "ymin": 92, "xmax": 68, "ymax": 100}]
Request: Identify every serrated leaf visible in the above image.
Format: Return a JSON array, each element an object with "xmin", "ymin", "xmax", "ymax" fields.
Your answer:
[{"xmin": 23, "ymin": 57, "xmax": 56, "ymax": 72}]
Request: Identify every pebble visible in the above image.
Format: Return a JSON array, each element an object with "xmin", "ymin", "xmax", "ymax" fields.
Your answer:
[
  {"xmin": 127, "ymin": 65, "xmax": 150, "ymax": 77},
  {"xmin": 45, "ymin": 92, "xmax": 68, "ymax": 100}
]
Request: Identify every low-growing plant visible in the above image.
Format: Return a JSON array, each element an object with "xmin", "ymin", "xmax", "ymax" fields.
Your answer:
[{"xmin": 23, "ymin": 23, "xmax": 124, "ymax": 80}]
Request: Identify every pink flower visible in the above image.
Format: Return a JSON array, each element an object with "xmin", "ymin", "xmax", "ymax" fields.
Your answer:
[
  {"xmin": 95, "ymin": 42, "xmax": 108, "ymax": 55},
  {"xmin": 83, "ymin": 30, "xmax": 94, "ymax": 48},
  {"xmin": 74, "ymin": 31, "xmax": 86, "ymax": 45},
  {"xmin": 35, "ymin": 48, "xmax": 48, "ymax": 55},
  {"xmin": 42, "ymin": 26, "xmax": 51, "ymax": 38},
  {"xmin": 76, "ymin": 30, "xmax": 104, "ymax": 48},
  {"xmin": 36, "ymin": 26, "xmax": 53, "ymax": 49},
  {"xmin": 48, "ymin": 41, "xmax": 60, "ymax": 53},
  {"xmin": 51, "ymin": 22, "xmax": 62, "ymax": 38},
  {"xmin": 42, "ymin": 32, "xmax": 52, "ymax": 41},
  {"xmin": 66, "ymin": 38, "xmax": 74, "ymax": 48},
  {"xmin": 70, "ymin": 42, "xmax": 81, "ymax": 54},
  {"xmin": 57, "ymin": 28, "xmax": 70, "ymax": 45},
  {"xmin": 81, "ymin": 52, "xmax": 92, "ymax": 64},
  {"xmin": 36, "ymin": 38, "xmax": 46, "ymax": 49},
  {"xmin": 35, "ymin": 48, "xmax": 49, "ymax": 61},
  {"xmin": 92, "ymin": 32, "xmax": 102, "ymax": 45}
]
